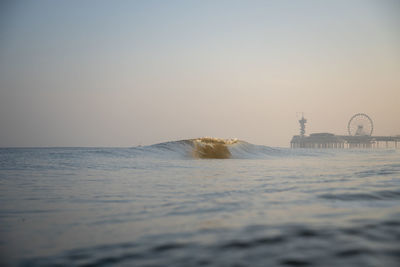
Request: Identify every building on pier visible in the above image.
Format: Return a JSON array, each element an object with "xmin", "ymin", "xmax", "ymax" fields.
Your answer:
[{"xmin": 291, "ymin": 133, "xmax": 346, "ymax": 148}]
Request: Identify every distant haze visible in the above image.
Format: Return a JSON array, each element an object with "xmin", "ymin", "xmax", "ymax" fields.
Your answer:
[{"xmin": 1, "ymin": 0, "xmax": 399, "ymax": 147}]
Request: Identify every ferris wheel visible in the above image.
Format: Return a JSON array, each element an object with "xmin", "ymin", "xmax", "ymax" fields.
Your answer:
[{"xmin": 347, "ymin": 113, "xmax": 374, "ymax": 136}]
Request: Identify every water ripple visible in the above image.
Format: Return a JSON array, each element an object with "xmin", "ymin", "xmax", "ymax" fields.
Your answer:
[{"xmin": 319, "ymin": 190, "xmax": 400, "ymax": 201}]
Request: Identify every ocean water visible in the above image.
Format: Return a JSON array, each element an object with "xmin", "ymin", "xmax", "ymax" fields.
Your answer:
[{"xmin": 1, "ymin": 138, "xmax": 400, "ymax": 266}]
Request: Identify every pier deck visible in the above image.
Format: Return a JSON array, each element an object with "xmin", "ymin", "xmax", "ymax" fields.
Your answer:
[{"xmin": 291, "ymin": 134, "xmax": 400, "ymax": 149}]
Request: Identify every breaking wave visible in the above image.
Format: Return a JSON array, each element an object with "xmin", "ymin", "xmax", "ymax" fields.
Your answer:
[{"xmin": 132, "ymin": 137, "xmax": 283, "ymax": 159}]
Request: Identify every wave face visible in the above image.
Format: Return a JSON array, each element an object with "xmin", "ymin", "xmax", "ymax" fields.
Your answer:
[
  {"xmin": 134, "ymin": 137, "xmax": 281, "ymax": 159},
  {"xmin": 192, "ymin": 137, "xmax": 238, "ymax": 159}
]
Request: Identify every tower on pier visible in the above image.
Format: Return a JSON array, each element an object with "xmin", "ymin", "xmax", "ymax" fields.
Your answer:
[{"xmin": 299, "ymin": 115, "xmax": 307, "ymax": 137}]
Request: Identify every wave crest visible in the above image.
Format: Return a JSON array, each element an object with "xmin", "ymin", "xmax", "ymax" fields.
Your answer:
[{"xmin": 133, "ymin": 137, "xmax": 283, "ymax": 159}]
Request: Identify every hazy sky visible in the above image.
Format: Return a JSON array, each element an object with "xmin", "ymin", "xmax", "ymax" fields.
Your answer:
[{"xmin": 1, "ymin": 0, "xmax": 399, "ymax": 147}]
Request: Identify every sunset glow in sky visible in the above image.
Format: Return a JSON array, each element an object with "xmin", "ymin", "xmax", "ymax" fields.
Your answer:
[{"xmin": 1, "ymin": 0, "xmax": 399, "ymax": 147}]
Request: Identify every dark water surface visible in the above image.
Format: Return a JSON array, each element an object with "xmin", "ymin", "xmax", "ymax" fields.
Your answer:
[{"xmin": 0, "ymin": 142, "xmax": 399, "ymax": 266}]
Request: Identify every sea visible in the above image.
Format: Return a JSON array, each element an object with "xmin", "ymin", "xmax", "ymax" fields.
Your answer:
[{"xmin": 1, "ymin": 138, "xmax": 400, "ymax": 266}]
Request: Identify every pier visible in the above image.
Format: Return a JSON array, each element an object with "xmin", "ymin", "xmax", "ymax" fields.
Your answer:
[{"xmin": 290, "ymin": 113, "xmax": 400, "ymax": 149}]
